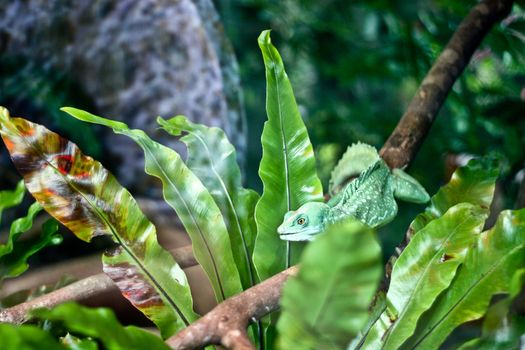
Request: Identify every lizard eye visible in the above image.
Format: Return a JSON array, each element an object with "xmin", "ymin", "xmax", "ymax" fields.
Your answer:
[{"xmin": 297, "ymin": 218, "xmax": 306, "ymax": 225}]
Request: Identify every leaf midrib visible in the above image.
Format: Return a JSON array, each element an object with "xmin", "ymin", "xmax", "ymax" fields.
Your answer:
[
  {"xmin": 135, "ymin": 135, "xmax": 227, "ymax": 301},
  {"xmin": 186, "ymin": 129, "xmax": 256, "ymax": 287},
  {"xmin": 265, "ymin": 43, "xmax": 292, "ymax": 267},
  {"xmin": 309, "ymin": 236, "xmax": 361, "ymax": 328}
]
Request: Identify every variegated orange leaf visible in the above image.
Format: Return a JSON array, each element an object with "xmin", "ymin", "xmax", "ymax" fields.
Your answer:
[{"xmin": 0, "ymin": 106, "xmax": 197, "ymax": 338}]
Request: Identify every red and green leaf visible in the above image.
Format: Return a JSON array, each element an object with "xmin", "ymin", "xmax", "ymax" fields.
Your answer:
[
  {"xmin": 0, "ymin": 106, "xmax": 197, "ymax": 338},
  {"xmin": 62, "ymin": 107, "xmax": 244, "ymax": 302}
]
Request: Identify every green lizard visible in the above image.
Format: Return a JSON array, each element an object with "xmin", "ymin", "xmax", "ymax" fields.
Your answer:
[{"xmin": 277, "ymin": 143, "xmax": 430, "ymax": 241}]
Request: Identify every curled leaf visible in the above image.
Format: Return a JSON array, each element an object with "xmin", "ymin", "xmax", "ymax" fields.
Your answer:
[
  {"xmin": 0, "ymin": 206, "xmax": 62, "ymax": 280},
  {"xmin": 359, "ymin": 203, "xmax": 488, "ymax": 349},
  {"xmin": 0, "ymin": 180, "xmax": 25, "ymax": 226}
]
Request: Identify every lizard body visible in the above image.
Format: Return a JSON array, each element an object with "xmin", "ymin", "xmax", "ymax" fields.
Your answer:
[{"xmin": 277, "ymin": 144, "xmax": 429, "ymax": 241}]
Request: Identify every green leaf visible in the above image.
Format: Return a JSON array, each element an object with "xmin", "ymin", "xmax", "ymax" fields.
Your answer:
[
  {"xmin": 33, "ymin": 303, "xmax": 170, "ymax": 350},
  {"xmin": 409, "ymin": 156, "xmax": 499, "ymax": 235},
  {"xmin": 0, "ymin": 202, "xmax": 42, "ymax": 258},
  {"xmin": 0, "ymin": 324, "xmax": 65, "ymax": 350},
  {"xmin": 400, "ymin": 209, "xmax": 525, "ymax": 350},
  {"xmin": 158, "ymin": 115, "xmax": 259, "ymax": 289},
  {"xmin": 62, "ymin": 107, "xmax": 243, "ymax": 302},
  {"xmin": 277, "ymin": 219, "xmax": 382, "ymax": 350},
  {"xmin": 0, "ymin": 107, "xmax": 197, "ymax": 337},
  {"xmin": 0, "ymin": 180, "xmax": 25, "ymax": 225},
  {"xmin": 253, "ymin": 30, "xmax": 323, "ymax": 281},
  {"xmin": 358, "ymin": 203, "xmax": 488, "ymax": 350},
  {"xmin": 0, "ymin": 211, "xmax": 62, "ymax": 279}
]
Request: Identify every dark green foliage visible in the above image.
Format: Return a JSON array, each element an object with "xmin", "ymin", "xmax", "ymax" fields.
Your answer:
[
  {"xmin": 33, "ymin": 303, "xmax": 171, "ymax": 350},
  {"xmin": 0, "ymin": 184, "xmax": 62, "ymax": 281},
  {"xmin": 0, "ymin": 324, "xmax": 65, "ymax": 350}
]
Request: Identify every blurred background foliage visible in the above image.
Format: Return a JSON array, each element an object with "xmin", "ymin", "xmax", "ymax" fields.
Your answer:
[
  {"xmin": 1, "ymin": 0, "xmax": 525, "ymax": 259},
  {"xmin": 214, "ymin": 0, "xmax": 525, "ymax": 254}
]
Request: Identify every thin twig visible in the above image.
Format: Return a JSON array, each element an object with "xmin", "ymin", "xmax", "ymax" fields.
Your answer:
[{"xmin": 166, "ymin": 266, "xmax": 299, "ymax": 350}]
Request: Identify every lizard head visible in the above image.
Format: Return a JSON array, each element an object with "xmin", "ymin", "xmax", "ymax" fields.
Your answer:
[{"xmin": 277, "ymin": 202, "xmax": 330, "ymax": 241}]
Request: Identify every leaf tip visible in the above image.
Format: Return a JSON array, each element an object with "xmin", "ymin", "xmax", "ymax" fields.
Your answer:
[
  {"xmin": 61, "ymin": 107, "xmax": 129, "ymax": 131},
  {"xmin": 258, "ymin": 29, "xmax": 272, "ymax": 47},
  {"xmin": 157, "ymin": 115, "xmax": 190, "ymax": 136},
  {"xmin": 0, "ymin": 106, "xmax": 9, "ymax": 120}
]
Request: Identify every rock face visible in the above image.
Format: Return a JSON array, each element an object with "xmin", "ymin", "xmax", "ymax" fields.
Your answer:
[{"xmin": 0, "ymin": 0, "xmax": 246, "ymax": 194}]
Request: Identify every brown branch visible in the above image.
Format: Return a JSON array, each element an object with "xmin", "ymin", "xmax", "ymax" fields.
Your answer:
[
  {"xmin": 0, "ymin": 245, "xmax": 197, "ymax": 324},
  {"xmin": 0, "ymin": 273, "xmax": 113, "ymax": 323},
  {"xmin": 380, "ymin": 0, "xmax": 513, "ymax": 169},
  {"xmin": 166, "ymin": 1, "xmax": 514, "ymax": 349},
  {"xmin": 166, "ymin": 266, "xmax": 299, "ymax": 350}
]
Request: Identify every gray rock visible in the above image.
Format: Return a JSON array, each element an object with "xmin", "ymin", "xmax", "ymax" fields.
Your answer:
[{"xmin": 0, "ymin": 0, "xmax": 246, "ymax": 195}]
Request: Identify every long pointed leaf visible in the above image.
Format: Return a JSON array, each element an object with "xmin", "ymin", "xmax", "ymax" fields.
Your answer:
[
  {"xmin": 359, "ymin": 203, "xmax": 488, "ymax": 350},
  {"xmin": 277, "ymin": 219, "xmax": 382, "ymax": 350},
  {"xmin": 158, "ymin": 115, "xmax": 259, "ymax": 289},
  {"xmin": 0, "ymin": 107, "xmax": 197, "ymax": 338},
  {"xmin": 62, "ymin": 107, "xmax": 243, "ymax": 302},
  {"xmin": 400, "ymin": 209, "xmax": 525, "ymax": 350},
  {"xmin": 253, "ymin": 30, "xmax": 323, "ymax": 281}
]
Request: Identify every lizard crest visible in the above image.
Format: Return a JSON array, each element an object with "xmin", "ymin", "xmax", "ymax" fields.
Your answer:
[{"xmin": 329, "ymin": 142, "xmax": 380, "ymax": 195}]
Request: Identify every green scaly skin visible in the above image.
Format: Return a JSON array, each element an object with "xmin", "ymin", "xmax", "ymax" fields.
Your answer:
[{"xmin": 278, "ymin": 145, "xmax": 430, "ymax": 241}]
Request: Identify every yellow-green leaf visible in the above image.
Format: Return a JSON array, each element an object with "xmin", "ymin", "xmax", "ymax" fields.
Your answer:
[{"xmin": 401, "ymin": 209, "xmax": 525, "ymax": 350}]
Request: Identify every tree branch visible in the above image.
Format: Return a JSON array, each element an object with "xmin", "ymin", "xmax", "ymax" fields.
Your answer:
[
  {"xmin": 380, "ymin": 0, "xmax": 513, "ymax": 169},
  {"xmin": 0, "ymin": 273, "xmax": 113, "ymax": 324},
  {"xmin": 0, "ymin": 245, "xmax": 197, "ymax": 324},
  {"xmin": 166, "ymin": 266, "xmax": 299, "ymax": 350},
  {"xmin": 166, "ymin": 1, "xmax": 514, "ymax": 349}
]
